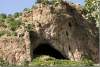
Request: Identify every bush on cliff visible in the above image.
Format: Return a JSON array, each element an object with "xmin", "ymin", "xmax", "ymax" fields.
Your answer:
[{"xmin": 0, "ymin": 58, "xmax": 9, "ymax": 66}]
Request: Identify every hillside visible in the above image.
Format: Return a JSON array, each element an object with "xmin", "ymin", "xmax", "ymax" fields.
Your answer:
[{"xmin": 0, "ymin": 1, "xmax": 99, "ymax": 66}]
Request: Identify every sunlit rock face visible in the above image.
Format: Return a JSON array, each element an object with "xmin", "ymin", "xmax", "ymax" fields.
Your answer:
[
  {"xmin": 0, "ymin": 32, "xmax": 31, "ymax": 65},
  {"xmin": 26, "ymin": 3, "xmax": 99, "ymax": 63},
  {"xmin": 0, "ymin": 2, "xmax": 99, "ymax": 65}
]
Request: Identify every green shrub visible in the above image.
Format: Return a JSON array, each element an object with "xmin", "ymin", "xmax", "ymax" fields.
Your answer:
[
  {"xmin": 23, "ymin": 8, "xmax": 29, "ymax": 11},
  {"xmin": 0, "ymin": 58, "xmax": 9, "ymax": 66},
  {"xmin": 30, "ymin": 55, "xmax": 94, "ymax": 66},
  {"xmin": 26, "ymin": 24, "xmax": 33, "ymax": 31},
  {"xmin": 0, "ymin": 13, "xmax": 7, "ymax": 19},
  {"xmin": 7, "ymin": 14, "xmax": 13, "ymax": 18},
  {"xmin": 0, "ymin": 18, "xmax": 5, "ymax": 22},
  {"xmin": 13, "ymin": 12, "xmax": 21, "ymax": 18},
  {"xmin": 5, "ymin": 17, "xmax": 14, "ymax": 23},
  {"xmin": 84, "ymin": 0, "xmax": 100, "ymax": 27},
  {"xmin": 23, "ymin": 60, "xmax": 29, "ymax": 66},
  {"xmin": 36, "ymin": 0, "xmax": 62, "ymax": 5},
  {"xmin": 36, "ymin": 0, "xmax": 42, "ymax": 3},
  {"xmin": 0, "ymin": 19, "xmax": 6, "ymax": 28},
  {"xmin": 50, "ymin": 0, "xmax": 63, "ymax": 5},
  {"xmin": 23, "ymin": 8, "xmax": 32, "ymax": 14},
  {"xmin": 81, "ymin": 57, "xmax": 94, "ymax": 66},
  {"xmin": 8, "ymin": 20, "xmax": 21, "ymax": 31},
  {"xmin": 11, "ymin": 32, "xmax": 17, "ymax": 36},
  {"xmin": 0, "ymin": 31, "xmax": 5, "ymax": 37},
  {"xmin": 36, "ymin": 0, "xmax": 49, "ymax": 4}
]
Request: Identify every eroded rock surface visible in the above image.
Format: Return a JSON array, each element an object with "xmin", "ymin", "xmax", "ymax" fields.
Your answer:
[
  {"xmin": 0, "ymin": 33, "xmax": 31, "ymax": 65},
  {"xmin": 23, "ymin": 3, "xmax": 98, "ymax": 63},
  {"xmin": 0, "ymin": 3, "xmax": 99, "ymax": 64}
]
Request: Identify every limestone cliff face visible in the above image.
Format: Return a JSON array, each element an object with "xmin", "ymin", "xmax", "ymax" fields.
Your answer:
[
  {"xmin": 0, "ymin": 33, "xmax": 31, "ymax": 65},
  {"xmin": 22, "ymin": 3, "xmax": 99, "ymax": 62},
  {"xmin": 0, "ymin": 3, "xmax": 99, "ymax": 64}
]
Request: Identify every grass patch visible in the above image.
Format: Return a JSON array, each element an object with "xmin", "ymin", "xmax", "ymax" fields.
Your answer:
[
  {"xmin": 29, "ymin": 55, "xmax": 94, "ymax": 66},
  {"xmin": 0, "ymin": 58, "xmax": 9, "ymax": 66},
  {"xmin": 0, "ymin": 55, "xmax": 94, "ymax": 66}
]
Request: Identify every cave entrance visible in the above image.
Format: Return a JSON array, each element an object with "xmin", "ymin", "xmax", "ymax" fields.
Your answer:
[{"xmin": 33, "ymin": 43, "xmax": 66, "ymax": 59}]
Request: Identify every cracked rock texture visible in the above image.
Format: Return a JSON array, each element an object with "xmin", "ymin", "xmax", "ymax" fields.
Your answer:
[{"xmin": 0, "ymin": 3, "xmax": 99, "ymax": 64}]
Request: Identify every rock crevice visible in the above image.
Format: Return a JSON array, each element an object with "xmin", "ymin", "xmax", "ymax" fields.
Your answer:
[{"xmin": 0, "ymin": 3, "xmax": 99, "ymax": 64}]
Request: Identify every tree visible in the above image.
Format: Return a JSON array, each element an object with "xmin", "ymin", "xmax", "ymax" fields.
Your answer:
[
  {"xmin": 49, "ymin": 0, "xmax": 62, "ymax": 4},
  {"xmin": 23, "ymin": 8, "xmax": 29, "ymax": 11},
  {"xmin": 7, "ymin": 14, "xmax": 13, "ymax": 18},
  {"xmin": 36, "ymin": 0, "xmax": 42, "ymax": 3},
  {"xmin": 36, "ymin": 0, "xmax": 63, "ymax": 5},
  {"xmin": 0, "ymin": 13, "xmax": 7, "ymax": 19},
  {"xmin": 84, "ymin": 0, "xmax": 100, "ymax": 27},
  {"xmin": 13, "ymin": 12, "xmax": 20, "ymax": 18},
  {"xmin": 36, "ymin": 0, "xmax": 49, "ymax": 3}
]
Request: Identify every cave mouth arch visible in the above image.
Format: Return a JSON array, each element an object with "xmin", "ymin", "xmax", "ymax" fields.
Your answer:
[{"xmin": 33, "ymin": 43, "xmax": 66, "ymax": 59}]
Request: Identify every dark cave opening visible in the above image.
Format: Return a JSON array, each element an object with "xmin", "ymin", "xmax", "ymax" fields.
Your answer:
[{"xmin": 33, "ymin": 43, "xmax": 66, "ymax": 59}]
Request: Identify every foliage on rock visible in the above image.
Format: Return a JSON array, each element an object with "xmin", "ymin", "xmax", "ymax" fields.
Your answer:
[
  {"xmin": 0, "ymin": 58, "xmax": 9, "ymax": 66},
  {"xmin": 84, "ymin": 0, "xmax": 100, "ymax": 27},
  {"xmin": 0, "ymin": 31, "xmax": 5, "ymax": 37},
  {"xmin": 8, "ymin": 19, "xmax": 21, "ymax": 31},
  {"xmin": 0, "ymin": 12, "xmax": 22, "ymax": 37},
  {"xmin": 0, "ymin": 0, "xmax": 99, "ymax": 65},
  {"xmin": 36, "ymin": 0, "xmax": 63, "ymax": 5}
]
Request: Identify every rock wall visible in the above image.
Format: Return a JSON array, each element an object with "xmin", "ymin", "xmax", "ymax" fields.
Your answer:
[
  {"xmin": 22, "ymin": 3, "xmax": 99, "ymax": 63},
  {"xmin": 0, "ymin": 3, "xmax": 99, "ymax": 64},
  {"xmin": 0, "ymin": 32, "xmax": 31, "ymax": 65}
]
